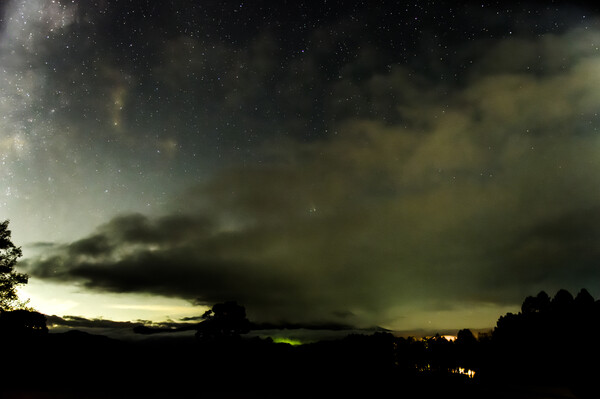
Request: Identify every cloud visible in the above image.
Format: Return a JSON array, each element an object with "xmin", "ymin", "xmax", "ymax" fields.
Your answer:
[
  {"xmin": 23, "ymin": 213, "xmax": 318, "ymax": 323},
  {"xmin": 19, "ymin": 13, "xmax": 600, "ymax": 330},
  {"xmin": 491, "ymin": 207, "xmax": 600, "ymax": 294},
  {"xmin": 47, "ymin": 314, "xmax": 144, "ymax": 330},
  {"xmin": 44, "ymin": 314, "xmax": 202, "ymax": 341}
]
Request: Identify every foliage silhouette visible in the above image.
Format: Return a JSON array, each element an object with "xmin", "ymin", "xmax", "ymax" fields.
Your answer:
[
  {"xmin": 574, "ymin": 288, "xmax": 594, "ymax": 308},
  {"xmin": 490, "ymin": 288, "xmax": 600, "ymax": 398},
  {"xmin": 0, "ymin": 220, "xmax": 28, "ymax": 311},
  {"xmin": 0, "ymin": 309, "xmax": 48, "ymax": 336},
  {"xmin": 521, "ymin": 290, "xmax": 550, "ymax": 314},
  {"xmin": 195, "ymin": 301, "xmax": 250, "ymax": 341}
]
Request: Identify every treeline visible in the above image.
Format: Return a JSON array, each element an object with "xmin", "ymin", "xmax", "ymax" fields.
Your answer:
[
  {"xmin": 1, "ymin": 290, "xmax": 599, "ymax": 397},
  {"xmin": 488, "ymin": 288, "xmax": 600, "ymax": 397}
]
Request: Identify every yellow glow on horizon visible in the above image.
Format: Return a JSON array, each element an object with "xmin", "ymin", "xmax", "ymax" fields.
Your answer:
[{"xmin": 17, "ymin": 279, "xmax": 206, "ymax": 323}]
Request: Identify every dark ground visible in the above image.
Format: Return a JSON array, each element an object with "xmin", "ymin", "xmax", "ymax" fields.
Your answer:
[{"xmin": 0, "ymin": 330, "xmax": 593, "ymax": 399}]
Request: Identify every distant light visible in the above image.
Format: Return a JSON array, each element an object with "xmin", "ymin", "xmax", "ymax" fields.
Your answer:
[{"xmin": 452, "ymin": 367, "xmax": 476, "ymax": 379}]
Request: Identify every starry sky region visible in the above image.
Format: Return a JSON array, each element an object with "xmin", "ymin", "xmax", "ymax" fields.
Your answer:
[{"xmin": 1, "ymin": 0, "xmax": 600, "ymax": 332}]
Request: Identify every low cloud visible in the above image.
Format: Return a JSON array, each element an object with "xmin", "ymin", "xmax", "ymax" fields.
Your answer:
[{"xmin": 46, "ymin": 315, "xmax": 145, "ymax": 330}]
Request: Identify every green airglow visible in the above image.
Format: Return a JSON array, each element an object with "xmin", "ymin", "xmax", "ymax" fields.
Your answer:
[{"xmin": 272, "ymin": 337, "xmax": 303, "ymax": 346}]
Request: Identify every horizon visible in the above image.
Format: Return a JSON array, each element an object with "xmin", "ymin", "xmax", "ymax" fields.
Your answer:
[
  {"xmin": 3, "ymin": 285, "xmax": 600, "ymax": 397},
  {"xmin": 2, "ymin": 1, "xmax": 600, "ymax": 333},
  {"xmin": 33, "ymin": 287, "xmax": 596, "ymax": 344}
]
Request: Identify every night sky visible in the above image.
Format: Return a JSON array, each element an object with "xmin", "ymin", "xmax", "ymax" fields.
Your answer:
[{"xmin": 2, "ymin": 0, "xmax": 600, "ymax": 332}]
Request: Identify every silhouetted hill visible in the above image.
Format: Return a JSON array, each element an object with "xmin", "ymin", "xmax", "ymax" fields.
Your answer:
[{"xmin": 2, "ymin": 290, "xmax": 599, "ymax": 398}]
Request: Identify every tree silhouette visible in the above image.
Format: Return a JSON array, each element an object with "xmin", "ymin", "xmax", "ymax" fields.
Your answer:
[
  {"xmin": 488, "ymin": 288, "xmax": 600, "ymax": 398},
  {"xmin": 521, "ymin": 290, "xmax": 550, "ymax": 314},
  {"xmin": 574, "ymin": 288, "xmax": 594, "ymax": 309},
  {"xmin": 456, "ymin": 329, "xmax": 476, "ymax": 346},
  {"xmin": 550, "ymin": 288, "xmax": 574, "ymax": 314},
  {"xmin": 0, "ymin": 220, "xmax": 29, "ymax": 311},
  {"xmin": 195, "ymin": 301, "xmax": 250, "ymax": 341},
  {"xmin": 0, "ymin": 309, "xmax": 47, "ymax": 336}
]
